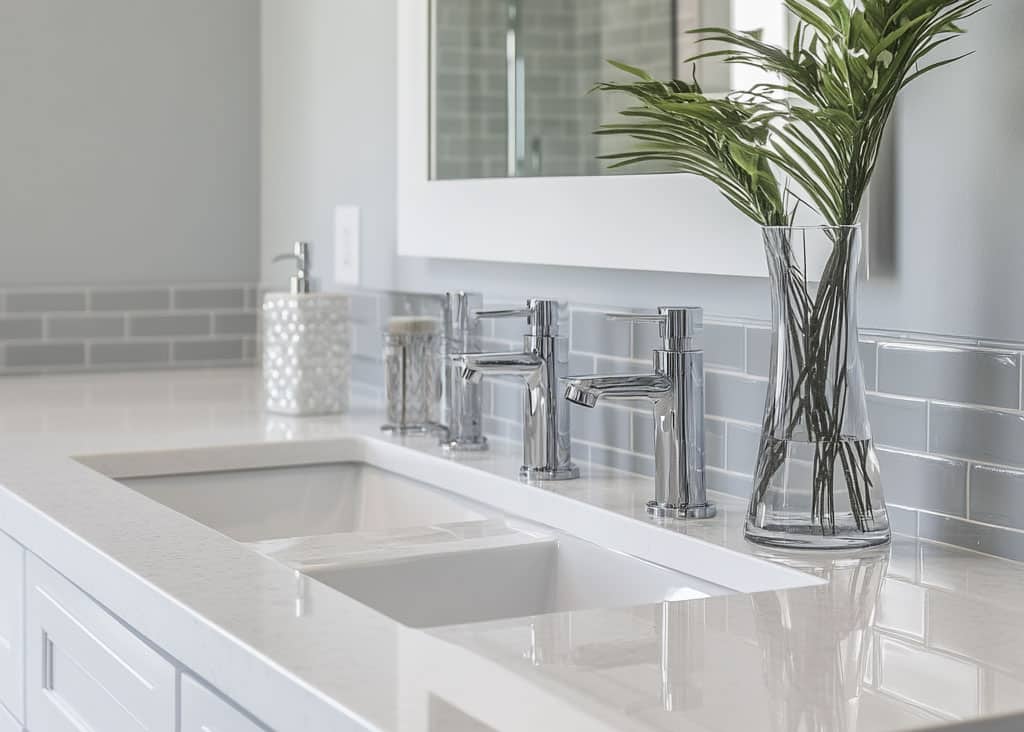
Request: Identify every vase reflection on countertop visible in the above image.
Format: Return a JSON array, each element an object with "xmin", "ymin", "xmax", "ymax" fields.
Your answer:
[
  {"xmin": 750, "ymin": 546, "xmax": 889, "ymax": 732},
  {"xmin": 521, "ymin": 600, "xmax": 709, "ymax": 714}
]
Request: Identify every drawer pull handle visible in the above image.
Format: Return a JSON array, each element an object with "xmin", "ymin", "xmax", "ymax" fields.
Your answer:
[{"xmin": 41, "ymin": 632, "xmax": 55, "ymax": 690}]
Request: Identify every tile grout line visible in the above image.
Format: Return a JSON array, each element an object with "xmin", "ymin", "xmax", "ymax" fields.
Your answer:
[{"xmin": 965, "ymin": 465, "xmax": 972, "ymax": 521}]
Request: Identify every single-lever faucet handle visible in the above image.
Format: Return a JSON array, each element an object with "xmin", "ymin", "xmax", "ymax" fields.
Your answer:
[
  {"xmin": 272, "ymin": 242, "xmax": 312, "ymax": 295},
  {"xmin": 606, "ymin": 307, "xmax": 703, "ymax": 352},
  {"xmin": 474, "ymin": 299, "xmax": 561, "ymax": 337}
]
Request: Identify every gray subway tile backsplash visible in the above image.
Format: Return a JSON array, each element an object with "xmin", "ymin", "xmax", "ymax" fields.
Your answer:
[
  {"xmin": 571, "ymin": 309, "xmax": 631, "ymax": 358},
  {"xmin": 745, "ymin": 327, "xmax": 771, "ymax": 376},
  {"xmin": 90, "ymin": 342, "xmax": 171, "ymax": 366},
  {"xmin": 574, "ymin": 404, "xmax": 631, "ymax": 448},
  {"xmin": 969, "ymin": 465, "xmax": 1024, "ymax": 531},
  {"xmin": 929, "ymin": 403, "xmax": 1024, "ymax": 468},
  {"xmin": 632, "ymin": 411, "xmax": 654, "ymax": 455},
  {"xmin": 89, "ymin": 289, "xmax": 170, "ymax": 312},
  {"xmin": 0, "ymin": 317, "xmax": 43, "ymax": 341},
  {"xmin": 704, "ymin": 323, "xmax": 746, "ymax": 371},
  {"xmin": 0, "ymin": 283, "xmax": 257, "ymax": 376},
  {"xmin": 6, "ymin": 343, "xmax": 85, "ymax": 368},
  {"xmin": 878, "ymin": 344, "xmax": 1020, "ymax": 409},
  {"xmin": 866, "ymin": 394, "xmax": 929, "ymax": 452},
  {"xmin": 6, "ymin": 291, "xmax": 86, "ymax": 313},
  {"xmin": 706, "ymin": 371, "xmax": 767, "ymax": 424},
  {"xmin": 706, "ymin": 468, "xmax": 751, "ymax": 500},
  {"xmin": 351, "ymin": 355, "xmax": 383, "ymax": 388},
  {"xmin": 877, "ymin": 448, "xmax": 967, "ymax": 517},
  {"xmin": 48, "ymin": 315, "xmax": 125, "ymax": 339},
  {"xmin": 594, "ymin": 356, "xmax": 650, "ymax": 375},
  {"xmin": 172, "ymin": 339, "xmax": 245, "ymax": 362},
  {"xmin": 492, "ymin": 381, "xmax": 523, "ymax": 423},
  {"xmin": 173, "ymin": 287, "xmax": 246, "ymax": 310},
  {"xmin": 589, "ymin": 446, "xmax": 655, "ymax": 478},
  {"xmin": 706, "ymin": 418, "xmax": 726, "ymax": 469},
  {"xmin": 213, "ymin": 312, "xmax": 258, "ymax": 336},
  {"xmin": 130, "ymin": 314, "xmax": 211, "ymax": 338},
  {"xmin": 726, "ymin": 422, "xmax": 761, "ymax": 475},
  {"xmin": 888, "ymin": 505, "xmax": 919, "ymax": 537},
  {"xmin": 918, "ymin": 513, "xmax": 1024, "ymax": 563}
]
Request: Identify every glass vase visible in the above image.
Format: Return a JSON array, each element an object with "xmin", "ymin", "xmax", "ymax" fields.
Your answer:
[{"xmin": 745, "ymin": 225, "xmax": 891, "ymax": 549}]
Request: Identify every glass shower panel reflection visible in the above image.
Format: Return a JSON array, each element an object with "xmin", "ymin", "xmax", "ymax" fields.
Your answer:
[{"xmin": 433, "ymin": 0, "xmax": 681, "ymax": 180}]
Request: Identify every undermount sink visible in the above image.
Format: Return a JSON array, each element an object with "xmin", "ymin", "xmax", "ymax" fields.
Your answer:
[
  {"xmin": 105, "ymin": 440, "xmax": 815, "ymax": 631},
  {"xmin": 306, "ymin": 529, "xmax": 730, "ymax": 628},
  {"xmin": 119, "ymin": 462, "xmax": 487, "ymax": 542}
]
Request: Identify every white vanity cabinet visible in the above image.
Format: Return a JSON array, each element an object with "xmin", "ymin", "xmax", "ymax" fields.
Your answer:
[
  {"xmin": 181, "ymin": 674, "xmax": 268, "ymax": 732},
  {"xmin": 24, "ymin": 556, "xmax": 176, "ymax": 732},
  {"xmin": 0, "ymin": 531, "xmax": 24, "ymax": 727},
  {"xmin": 0, "ymin": 705, "xmax": 21, "ymax": 732}
]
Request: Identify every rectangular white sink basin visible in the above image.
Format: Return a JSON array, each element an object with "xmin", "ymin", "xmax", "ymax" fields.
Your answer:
[
  {"xmin": 120, "ymin": 463, "xmax": 488, "ymax": 542},
  {"xmin": 97, "ymin": 438, "xmax": 819, "ymax": 630},
  {"xmin": 306, "ymin": 529, "xmax": 730, "ymax": 628}
]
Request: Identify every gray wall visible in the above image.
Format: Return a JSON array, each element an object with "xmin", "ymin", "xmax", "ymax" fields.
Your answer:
[
  {"xmin": 261, "ymin": 1, "xmax": 1024, "ymax": 344},
  {"xmin": 0, "ymin": 0, "xmax": 260, "ymax": 286}
]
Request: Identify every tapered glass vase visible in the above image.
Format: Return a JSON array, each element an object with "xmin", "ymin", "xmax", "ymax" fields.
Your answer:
[{"xmin": 745, "ymin": 225, "xmax": 891, "ymax": 549}]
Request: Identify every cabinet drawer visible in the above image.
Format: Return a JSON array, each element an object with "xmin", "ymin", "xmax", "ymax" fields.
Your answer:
[
  {"xmin": 181, "ymin": 674, "xmax": 267, "ymax": 732},
  {"xmin": 0, "ymin": 531, "xmax": 23, "ymax": 724},
  {"xmin": 25, "ymin": 555, "xmax": 175, "ymax": 732}
]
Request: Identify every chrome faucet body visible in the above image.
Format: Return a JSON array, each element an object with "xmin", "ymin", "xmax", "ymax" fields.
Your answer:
[
  {"xmin": 452, "ymin": 299, "xmax": 579, "ymax": 481},
  {"xmin": 564, "ymin": 307, "xmax": 715, "ymax": 519},
  {"xmin": 439, "ymin": 292, "xmax": 488, "ymax": 452}
]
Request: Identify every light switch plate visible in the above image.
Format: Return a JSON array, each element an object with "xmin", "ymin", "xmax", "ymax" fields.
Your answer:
[{"xmin": 334, "ymin": 206, "xmax": 360, "ymax": 286}]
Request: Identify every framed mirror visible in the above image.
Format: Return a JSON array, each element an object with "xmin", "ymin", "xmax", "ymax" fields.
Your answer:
[
  {"xmin": 432, "ymin": 0, "xmax": 789, "ymax": 180},
  {"xmin": 397, "ymin": 1, "xmax": 877, "ymax": 277}
]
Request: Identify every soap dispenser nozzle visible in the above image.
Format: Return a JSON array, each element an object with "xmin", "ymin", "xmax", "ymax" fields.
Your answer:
[{"xmin": 273, "ymin": 242, "xmax": 312, "ymax": 294}]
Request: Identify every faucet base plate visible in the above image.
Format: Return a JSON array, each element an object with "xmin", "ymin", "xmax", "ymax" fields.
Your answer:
[
  {"xmin": 680, "ymin": 503, "xmax": 717, "ymax": 519},
  {"xmin": 646, "ymin": 501, "xmax": 717, "ymax": 520},
  {"xmin": 440, "ymin": 436, "xmax": 490, "ymax": 453},
  {"xmin": 520, "ymin": 464, "xmax": 580, "ymax": 482}
]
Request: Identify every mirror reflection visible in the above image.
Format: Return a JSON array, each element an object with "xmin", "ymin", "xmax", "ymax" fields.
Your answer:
[{"xmin": 431, "ymin": 0, "xmax": 789, "ymax": 179}]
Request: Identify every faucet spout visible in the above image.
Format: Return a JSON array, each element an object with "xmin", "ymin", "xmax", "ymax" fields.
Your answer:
[
  {"xmin": 563, "ymin": 373, "xmax": 672, "ymax": 407},
  {"xmin": 451, "ymin": 351, "xmax": 544, "ymax": 384}
]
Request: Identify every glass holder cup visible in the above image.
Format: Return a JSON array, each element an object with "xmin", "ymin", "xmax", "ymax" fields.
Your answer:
[{"xmin": 381, "ymin": 331, "xmax": 441, "ymax": 434}]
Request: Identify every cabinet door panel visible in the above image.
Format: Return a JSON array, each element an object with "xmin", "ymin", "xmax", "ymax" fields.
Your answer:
[
  {"xmin": 0, "ymin": 531, "xmax": 24, "ymax": 724},
  {"xmin": 25, "ymin": 556, "xmax": 175, "ymax": 732},
  {"xmin": 181, "ymin": 674, "xmax": 267, "ymax": 732}
]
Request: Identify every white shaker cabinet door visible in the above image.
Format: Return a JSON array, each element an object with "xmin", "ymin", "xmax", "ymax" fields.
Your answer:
[
  {"xmin": 181, "ymin": 674, "xmax": 267, "ymax": 732},
  {"xmin": 24, "ymin": 555, "xmax": 175, "ymax": 732},
  {"xmin": 0, "ymin": 531, "xmax": 24, "ymax": 725}
]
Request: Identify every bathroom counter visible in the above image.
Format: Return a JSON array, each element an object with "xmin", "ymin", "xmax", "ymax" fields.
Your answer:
[{"xmin": 0, "ymin": 368, "xmax": 1021, "ymax": 732}]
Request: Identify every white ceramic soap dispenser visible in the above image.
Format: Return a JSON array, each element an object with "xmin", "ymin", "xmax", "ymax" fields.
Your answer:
[{"xmin": 262, "ymin": 242, "xmax": 351, "ymax": 415}]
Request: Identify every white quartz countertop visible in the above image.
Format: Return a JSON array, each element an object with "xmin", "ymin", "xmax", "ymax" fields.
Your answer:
[{"xmin": 0, "ymin": 368, "xmax": 1022, "ymax": 732}]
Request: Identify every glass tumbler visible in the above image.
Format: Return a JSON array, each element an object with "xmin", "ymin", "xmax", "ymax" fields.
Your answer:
[{"xmin": 382, "ymin": 331, "xmax": 441, "ymax": 433}]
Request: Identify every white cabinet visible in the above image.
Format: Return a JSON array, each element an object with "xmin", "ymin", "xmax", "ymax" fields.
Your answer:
[
  {"xmin": 0, "ymin": 703, "xmax": 21, "ymax": 732},
  {"xmin": 181, "ymin": 674, "xmax": 267, "ymax": 732},
  {"xmin": 24, "ymin": 555, "xmax": 175, "ymax": 732},
  {"xmin": 0, "ymin": 531, "xmax": 23, "ymax": 725}
]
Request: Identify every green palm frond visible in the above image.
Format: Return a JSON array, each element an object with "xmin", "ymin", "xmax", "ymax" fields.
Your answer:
[{"xmin": 596, "ymin": 0, "xmax": 984, "ymax": 227}]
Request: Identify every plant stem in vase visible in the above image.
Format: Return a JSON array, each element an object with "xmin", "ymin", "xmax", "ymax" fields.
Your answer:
[{"xmin": 747, "ymin": 225, "xmax": 888, "ymax": 548}]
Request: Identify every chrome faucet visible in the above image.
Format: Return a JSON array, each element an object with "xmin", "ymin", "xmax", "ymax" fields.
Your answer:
[
  {"xmin": 439, "ymin": 292, "xmax": 488, "ymax": 452},
  {"xmin": 451, "ymin": 299, "xmax": 579, "ymax": 481},
  {"xmin": 564, "ymin": 307, "xmax": 715, "ymax": 519}
]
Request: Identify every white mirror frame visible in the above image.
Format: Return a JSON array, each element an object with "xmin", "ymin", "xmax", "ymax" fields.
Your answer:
[{"xmin": 396, "ymin": 0, "xmax": 874, "ymax": 278}]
